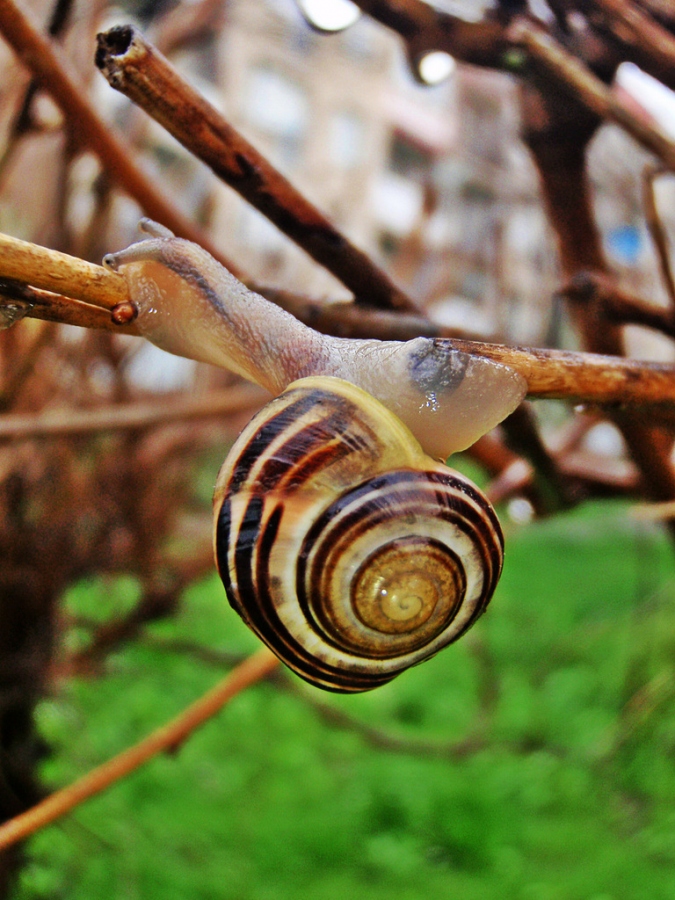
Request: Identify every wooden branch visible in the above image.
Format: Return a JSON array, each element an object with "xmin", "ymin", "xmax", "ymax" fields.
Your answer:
[
  {"xmin": 523, "ymin": 89, "xmax": 675, "ymax": 514},
  {"xmin": 0, "ymin": 384, "xmax": 266, "ymax": 440},
  {"xmin": 94, "ymin": 25, "xmax": 417, "ymax": 312},
  {"xmin": 0, "ymin": 0, "xmax": 74, "ymax": 176},
  {"xmin": 351, "ymin": 0, "xmax": 506, "ymax": 69},
  {"xmin": 0, "ymin": 648, "xmax": 278, "ymax": 851},
  {"xmin": 589, "ymin": 0, "xmax": 675, "ymax": 76},
  {"xmin": 257, "ymin": 286, "xmax": 446, "ymax": 340},
  {"xmin": 509, "ymin": 17, "xmax": 675, "ymax": 172},
  {"xmin": 560, "ymin": 450, "xmax": 638, "ymax": 492},
  {"xmin": 0, "ymin": 232, "xmax": 126, "ymax": 309},
  {"xmin": 642, "ymin": 166, "xmax": 675, "ymax": 305},
  {"xmin": 152, "ymin": 0, "xmax": 228, "ymax": 57},
  {"xmin": 0, "ymin": 0, "xmax": 233, "ymax": 268},
  {"xmin": 20, "ymin": 292, "xmax": 139, "ymax": 334},
  {"xmin": 486, "ymin": 458, "xmax": 533, "ymax": 505},
  {"xmin": 0, "ymin": 231, "xmax": 143, "ymax": 331},
  {"xmin": 285, "ymin": 679, "xmax": 487, "ymax": 759},
  {"xmin": 631, "ymin": 498, "xmax": 675, "ymax": 520},
  {"xmin": 267, "ymin": 282, "xmax": 675, "ymax": 408},
  {"xmin": 562, "ymin": 272, "xmax": 675, "ymax": 338},
  {"xmin": 3, "ymin": 231, "xmax": 675, "ymax": 410},
  {"xmin": 500, "ymin": 402, "xmax": 577, "ymax": 510}
]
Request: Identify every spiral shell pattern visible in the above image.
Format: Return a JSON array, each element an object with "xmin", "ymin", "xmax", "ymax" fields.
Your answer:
[{"xmin": 213, "ymin": 376, "xmax": 504, "ymax": 692}]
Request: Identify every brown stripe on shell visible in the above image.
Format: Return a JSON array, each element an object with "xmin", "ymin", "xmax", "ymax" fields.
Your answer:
[
  {"xmin": 221, "ymin": 496, "xmax": 394, "ymax": 691},
  {"xmin": 225, "ymin": 388, "xmax": 331, "ymax": 492}
]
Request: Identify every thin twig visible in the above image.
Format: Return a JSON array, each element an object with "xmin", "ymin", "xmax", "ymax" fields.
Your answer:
[
  {"xmin": 560, "ymin": 450, "xmax": 638, "ymax": 492},
  {"xmin": 589, "ymin": 0, "xmax": 675, "ymax": 81},
  {"xmin": 152, "ymin": 0, "xmax": 228, "ymax": 56},
  {"xmin": 94, "ymin": 25, "xmax": 417, "ymax": 312},
  {"xmin": 0, "ymin": 232, "xmax": 127, "ymax": 309},
  {"xmin": 0, "ymin": 648, "xmax": 278, "ymax": 851},
  {"xmin": 0, "ymin": 315, "xmax": 55, "ymax": 408},
  {"xmin": 141, "ymin": 636, "xmax": 250, "ymax": 670},
  {"xmin": 351, "ymin": 0, "xmax": 506, "ymax": 68},
  {"xmin": 255, "ymin": 286, "xmax": 447, "ymax": 340},
  {"xmin": 0, "ymin": 0, "xmax": 75, "ymax": 178},
  {"xmin": 141, "ymin": 635, "xmax": 492, "ymax": 761},
  {"xmin": 285, "ymin": 680, "xmax": 487, "ymax": 759},
  {"xmin": 0, "ymin": 0, "xmax": 233, "ymax": 268},
  {"xmin": 509, "ymin": 17, "xmax": 675, "ymax": 172},
  {"xmin": 501, "ymin": 403, "xmax": 577, "ymax": 510},
  {"xmin": 562, "ymin": 272, "xmax": 675, "ymax": 338},
  {"xmin": 270, "ymin": 285, "xmax": 675, "ymax": 408},
  {"xmin": 642, "ymin": 166, "xmax": 675, "ymax": 305},
  {"xmin": 630, "ymin": 498, "xmax": 675, "ymax": 520},
  {"xmin": 522, "ymin": 83, "xmax": 675, "ymax": 517},
  {"xmin": 0, "ymin": 384, "xmax": 266, "ymax": 440},
  {"xmin": 21, "ymin": 290, "xmax": 139, "ymax": 334},
  {"xmin": 485, "ymin": 458, "xmax": 534, "ymax": 505}
]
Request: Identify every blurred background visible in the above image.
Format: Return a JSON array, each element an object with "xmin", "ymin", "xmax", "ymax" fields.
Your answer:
[{"xmin": 1, "ymin": 0, "xmax": 675, "ymax": 897}]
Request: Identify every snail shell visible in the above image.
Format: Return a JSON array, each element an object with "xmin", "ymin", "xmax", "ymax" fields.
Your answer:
[{"xmin": 213, "ymin": 376, "xmax": 503, "ymax": 692}]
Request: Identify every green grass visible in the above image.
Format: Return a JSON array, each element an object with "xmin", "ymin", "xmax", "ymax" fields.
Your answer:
[{"xmin": 14, "ymin": 501, "xmax": 675, "ymax": 900}]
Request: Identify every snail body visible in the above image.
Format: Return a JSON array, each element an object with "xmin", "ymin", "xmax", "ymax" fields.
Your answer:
[
  {"xmin": 213, "ymin": 376, "xmax": 503, "ymax": 692},
  {"xmin": 104, "ymin": 225, "xmax": 526, "ymax": 458}
]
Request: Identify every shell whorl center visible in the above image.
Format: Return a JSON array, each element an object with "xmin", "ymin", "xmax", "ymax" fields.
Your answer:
[{"xmin": 352, "ymin": 537, "xmax": 463, "ymax": 634}]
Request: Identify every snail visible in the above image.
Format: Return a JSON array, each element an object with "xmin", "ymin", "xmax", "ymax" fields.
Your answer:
[
  {"xmin": 104, "ymin": 222, "xmax": 527, "ymax": 691},
  {"xmin": 213, "ymin": 375, "xmax": 505, "ymax": 691}
]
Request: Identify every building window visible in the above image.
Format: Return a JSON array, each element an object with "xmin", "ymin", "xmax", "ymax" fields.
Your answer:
[
  {"xmin": 245, "ymin": 64, "xmax": 308, "ymax": 165},
  {"xmin": 329, "ymin": 111, "xmax": 365, "ymax": 169}
]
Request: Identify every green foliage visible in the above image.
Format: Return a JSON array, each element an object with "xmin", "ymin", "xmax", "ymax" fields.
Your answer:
[{"xmin": 14, "ymin": 502, "xmax": 675, "ymax": 900}]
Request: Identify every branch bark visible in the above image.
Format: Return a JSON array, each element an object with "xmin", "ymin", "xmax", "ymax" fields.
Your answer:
[
  {"xmin": 510, "ymin": 17, "xmax": 675, "ymax": 173},
  {"xmin": 94, "ymin": 25, "xmax": 417, "ymax": 312}
]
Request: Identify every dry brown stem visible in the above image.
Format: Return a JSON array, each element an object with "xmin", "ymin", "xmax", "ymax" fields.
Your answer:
[
  {"xmin": 0, "ymin": 648, "xmax": 278, "ymax": 851},
  {"xmin": 94, "ymin": 25, "xmax": 416, "ymax": 312},
  {"xmin": 0, "ymin": 384, "xmax": 267, "ymax": 440},
  {"xmin": 510, "ymin": 18, "xmax": 675, "ymax": 172},
  {"xmin": 0, "ymin": 0, "xmax": 230, "ymax": 266},
  {"xmin": 255, "ymin": 287, "xmax": 449, "ymax": 341},
  {"xmin": 523, "ymin": 94, "xmax": 675, "ymax": 511},
  {"xmin": 563, "ymin": 272, "xmax": 675, "ymax": 338},
  {"xmin": 3, "ymin": 231, "xmax": 675, "ymax": 409},
  {"xmin": 0, "ymin": 231, "xmax": 127, "ymax": 309},
  {"xmin": 642, "ymin": 166, "xmax": 675, "ymax": 304},
  {"xmin": 589, "ymin": 0, "xmax": 675, "ymax": 75},
  {"xmin": 21, "ymin": 291, "xmax": 139, "ymax": 334},
  {"xmin": 351, "ymin": 0, "xmax": 505, "ymax": 68},
  {"xmin": 270, "ymin": 286, "xmax": 675, "ymax": 408}
]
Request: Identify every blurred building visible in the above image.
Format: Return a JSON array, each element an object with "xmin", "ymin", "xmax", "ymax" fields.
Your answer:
[
  {"xmin": 211, "ymin": 0, "xmax": 452, "ymax": 294},
  {"xmin": 197, "ymin": 0, "xmax": 555, "ymax": 343}
]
